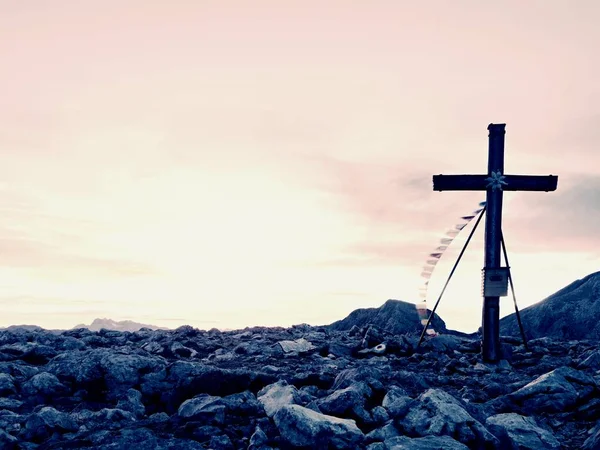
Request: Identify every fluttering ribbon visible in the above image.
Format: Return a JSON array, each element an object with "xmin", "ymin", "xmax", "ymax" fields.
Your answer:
[{"xmin": 416, "ymin": 201, "xmax": 486, "ymax": 336}]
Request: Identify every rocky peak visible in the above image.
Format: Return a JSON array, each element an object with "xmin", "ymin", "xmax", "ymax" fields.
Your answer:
[{"xmin": 500, "ymin": 271, "xmax": 600, "ymax": 340}]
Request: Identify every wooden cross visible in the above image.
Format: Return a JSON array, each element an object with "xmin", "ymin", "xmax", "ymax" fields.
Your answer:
[{"xmin": 433, "ymin": 124, "xmax": 558, "ymax": 362}]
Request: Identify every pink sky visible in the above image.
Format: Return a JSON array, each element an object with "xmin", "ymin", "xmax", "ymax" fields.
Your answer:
[{"xmin": 1, "ymin": 1, "xmax": 599, "ymax": 331}]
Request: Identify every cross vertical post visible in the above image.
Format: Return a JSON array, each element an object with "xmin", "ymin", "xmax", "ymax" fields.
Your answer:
[{"xmin": 482, "ymin": 124, "xmax": 505, "ymax": 362}]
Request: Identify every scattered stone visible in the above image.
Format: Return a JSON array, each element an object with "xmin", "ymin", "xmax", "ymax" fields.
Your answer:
[
  {"xmin": 277, "ymin": 338, "xmax": 316, "ymax": 354},
  {"xmin": 257, "ymin": 380, "xmax": 301, "ymax": 417}
]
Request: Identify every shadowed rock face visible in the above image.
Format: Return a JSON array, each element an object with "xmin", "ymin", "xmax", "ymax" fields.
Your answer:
[
  {"xmin": 1, "ymin": 320, "xmax": 599, "ymax": 449},
  {"xmin": 500, "ymin": 271, "xmax": 600, "ymax": 340},
  {"xmin": 327, "ymin": 299, "xmax": 447, "ymax": 335}
]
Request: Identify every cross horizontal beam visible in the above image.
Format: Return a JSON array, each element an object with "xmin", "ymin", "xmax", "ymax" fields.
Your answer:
[{"xmin": 433, "ymin": 174, "xmax": 558, "ymax": 192}]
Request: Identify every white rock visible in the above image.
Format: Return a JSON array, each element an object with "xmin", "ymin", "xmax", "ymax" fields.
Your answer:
[
  {"xmin": 277, "ymin": 338, "xmax": 316, "ymax": 353},
  {"xmin": 257, "ymin": 380, "xmax": 300, "ymax": 417}
]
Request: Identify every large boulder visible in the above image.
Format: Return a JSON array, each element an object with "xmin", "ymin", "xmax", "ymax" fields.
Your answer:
[
  {"xmin": 46, "ymin": 348, "xmax": 166, "ymax": 400},
  {"xmin": 273, "ymin": 404, "xmax": 364, "ymax": 449},
  {"xmin": 508, "ymin": 366, "xmax": 596, "ymax": 413},
  {"xmin": 328, "ymin": 299, "xmax": 446, "ymax": 335},
  {"xmin": 141, "ymin": 360, "xmax": 277, "ymax": 413},
  {"xmin": 257, "ymin": 380, "xmax": 301, "ymax": 417},
  {"xmin": 317, "ymin": 382, "xmax": 373, "ymax": 427},
  {"xmin": 21, "ymin": 372, "xmax": 67, "ymax": 400},
  {"xmin": 178, "ymin": 394, "xmax": 226, "ymax": 424},
  {"xmin": 485, "ymin": 413, "xmax": 560, "ymax": 449},
  {"xmin": 395, "ymin": 389, "xmax": 498, "ymax": 449},
  {"xmin": 21, "ymin": 406, "xmax": 78, "ymax": 442}
]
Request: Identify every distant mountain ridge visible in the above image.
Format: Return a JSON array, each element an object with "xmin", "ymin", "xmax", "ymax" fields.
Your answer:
[
  {"xmin": 500, "ymin": 271, "xmax": 600, "ymax": 340},
  {"xmin": 328, "ymin": 299, "xmax": 447, "ymax": 335},
  {"xmin": 73, "ymin": 318, "xmax": 169, "ymax": 332}
]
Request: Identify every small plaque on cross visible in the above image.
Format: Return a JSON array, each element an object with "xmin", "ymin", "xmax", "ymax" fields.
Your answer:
[{"xmin": 481, "ymin": 268, "xmax": 509, "ymax": 297}]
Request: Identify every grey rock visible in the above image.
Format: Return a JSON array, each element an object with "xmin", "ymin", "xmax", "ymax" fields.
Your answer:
[
  {"xmin": 0, "ymin": 410, "xmax": 22, "ymax": 436},
  {"xmin": 383, "ymin": 386, "xmax": 414, "ymax": 419},
  {"xmin": 331, "ymin": 366, "xmax": 385, "ymax": 393},
  {"xmin": 257, "ymin": 380, "xmax": 300, "ymax": 417},
  {"xmin": 94, "ymin": 427, "xmax": 205, "ymax": 450},
  {"xmin": 141, "ymin": 341, "xmax": 164, "ymax": 354},
  {"xmin": 21, "ymin": 372, "xmax": 66, "ymax": 398},
  {"xmin": 367, "ymin": 443, "xmax": 387, "ymax": 450},
  {"xmin": 0, "ymin": 398, "xmax": 23, "ymax": 411},
  {"xmin": 22, "ymin": 406, "xmax": 78, "ymax": 441},
  {"xmin": 0, "ymin": 373, "xmax": 16, "ymax": 396},
  {"xmin": 371, "ymin": 406, "xmax": 390, "ymax": 425},
  {"xmin": 221, "ymin": 390, "xmax": 262, "ymax": 416},
  {"xmin": 249, "ymin": 425, "xmax": 270, "ymax": 449},
  {"xmin": 277, "ymin": 338, "xmax": 316, "ymax": 354},
  {"xmin": 0, "ymin": 342, "xmax": 57, "ymax": 364},
  {"xmin": 396, "ymin": 388, "xmax": 499, "ymax": 448},
  {"xmin": 273, "ymin": 404, "xmax": 364, "ymax": 449},
  {"xmin": 579, "ymin": 350, "xmax": 600, "ymax": 370},
  {"xmin": 116, "ymin": 388, "xmax": 146, "ymax": 418},
  {"xmin": 421, "ymin": 334, "xmax": 463, "ymax": 353},
  {"xmin": 192, "ymin": 425, "xmax": 222, "ymax": 442},
  {"xmin": 486, "ymin": 413, "xmax": 561, "ymax": 449},
  {"xmin": 171, "ymin": 341, "xmax": 197, "ymax": 358},
  {"xmin": 366, "ymin": 421, "xmax": 401, "ymax": 442},
  {"xmin": 149, "ymin": 412, "xmax": 170, "ymax": 423},
  {"xmin": 384, "ymin": 435, "xmax": 470, "ymax": 449},
  {"xmin": 0, "ymin": 361, "xmax": 39, "ymax": 381},
  {"xmin": 317, "ymin": 381, "xmax": 373, "ymax": 426},
  {"xmin": 583, "ymin": 420, "xmax": 600, "ymax": 450},
  {"xmin": 0, "ymin": 429, "xmax": 18, "ymax": 450},
  {"xmin": 73, "ymin": 408, "xmax": 136, "ymax": 432},
  {"xmin": 509, "ymin": 366, "xmax": 596, "ymax": 413},
  {"xmin": 178, "ymin": 393, "xmax": 226, "ymax": 424},
  {"xmin": 46, "ymin": 348, "xmax": 166, "ymax": 400},
  {"xmin": 209, "ymin": 434, "xmax": 234, "ymax": 450}
]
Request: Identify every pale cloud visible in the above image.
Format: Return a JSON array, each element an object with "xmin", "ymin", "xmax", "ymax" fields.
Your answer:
[
  {"xmin": 0, "ymin": 1, "xmax": 599, "ymax": 330},
  {"xmin": 503, "ymin": 175, "xmax": 600, "ymax": 252}
]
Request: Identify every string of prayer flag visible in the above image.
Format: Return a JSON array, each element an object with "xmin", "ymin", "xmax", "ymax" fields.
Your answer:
[{"xmin": 416, "ymin": 201, "xmax": 486, "ymax": 336}]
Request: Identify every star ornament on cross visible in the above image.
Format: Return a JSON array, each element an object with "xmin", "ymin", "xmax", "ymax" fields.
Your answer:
[{"xmin": 485, "ymin": 171, "xmax": 508, "ymax": 191}]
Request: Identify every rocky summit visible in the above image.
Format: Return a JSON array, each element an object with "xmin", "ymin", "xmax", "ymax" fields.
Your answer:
[
  {"xmin": 1, "ymin": 321, "xmax": 600, "ymax": 449},
  {"xmin": 328, "ymin": 299, "xmax": 447, "ymax": 336}
]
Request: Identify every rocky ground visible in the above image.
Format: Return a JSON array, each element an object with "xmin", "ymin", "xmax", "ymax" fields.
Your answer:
[{"xmin": 1, "ymin": 323, "xmax": 599, "ymax": 449}]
